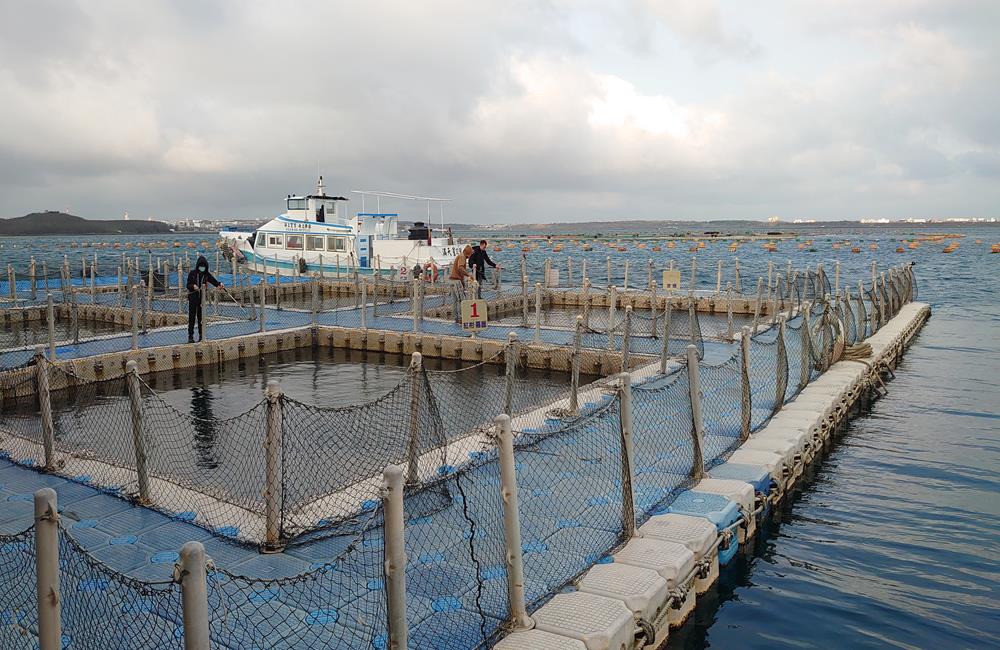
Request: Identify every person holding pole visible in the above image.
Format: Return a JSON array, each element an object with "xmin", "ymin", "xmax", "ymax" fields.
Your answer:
[
  {"xmin": 468, "ymin": 239, "xmax": 501, "ymax": 299},
  {"xmin": 186, "ymin": 255, "xmax": 223, "ymax": 343},
  {"xmin": 449, "ymin": 245, "xmax": 473, "ymax": 323}
]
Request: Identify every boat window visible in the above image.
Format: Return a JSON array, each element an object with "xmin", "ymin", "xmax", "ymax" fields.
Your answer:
[
  {"xmin": 286, "ymin": 235, "xmax": 304, "ymax": 250},
  {"xmin": 327, "ymin": 236, "xmax": 347, "ymax": 252},
  {"xmin": 266, "ymin": 234, "xmax": 283, "ymax": 249},
  {"xmin": 287, "ymin": 198, "xmax": 307, "ymax": 210},
  {"xmin": 306, "ymin": 235, "xmax": 325, "ymax": 251}
]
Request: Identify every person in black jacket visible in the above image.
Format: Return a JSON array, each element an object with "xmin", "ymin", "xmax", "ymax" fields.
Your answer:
[
  {"xmin": 468, "ymin": 240, "xmax": 500, "ymax": 298},
  {"xmin": 186, "ymin": 255, "xmax": 223, "ymax": 342}
]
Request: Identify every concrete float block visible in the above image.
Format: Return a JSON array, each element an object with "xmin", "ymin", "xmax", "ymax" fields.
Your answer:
[
  {"xmin": 637, "ymin": 513, "xmax": 719, "ymax": 594},
  {"xmin": 532, "ymin": 591, "xmax": 634, "ymax": 650},
  {"xmin": 577, "ymin": 562, "xmax": 671, "ymax": 648},
  {"xmin": 441, "ymin": 338, "xmax": 463, "ymax": 360},
  {"xmin": 613, "ymin": 538, "xmax": 696, "ymax": 628},
  {"xmin": 494, "ymin": 629, "xmax": 586, "ymax": 649}
]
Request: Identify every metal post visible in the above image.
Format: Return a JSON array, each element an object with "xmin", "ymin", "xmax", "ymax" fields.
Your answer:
[
  {"xmin": 90, "ymin": 262, "xmax": 96, "ymax": 301},
  {"xmin": 619, "ymin": 374, "xmax": 636, "ymax": 538},
  {"xmin": 411, "ymin": 279, "xmax": 419, "ymax": 332},
  {"xmin": 834, "ymin": 260, "xmax": 840, "ymax": 295},
  {"xmin": 543, "ymin": 258, "xmax": 552, "ymax": 288},
  {"xmin": 273, "ymin": 259, "xmax": 281, "ymax": 310},
  {"xmin": 740, "ymin": 326, "xmax": 751, "ymax": 441},
  {"xmin": 7, "ymin": 264, "xmax": 15, "ymax": 301},
  {"xmin": 770, "ymin": 275, "xmax": 780, "ymax": 325},
  {"xmin": 646, "ymin": 258, "xmax": 653, "ymax": 288},
  {"xmin": 258, "ymin": 280, "xmax": 266, "ymax": 333},
  {"xmin": 177, "ymin": 266, "xmax": 184, "ymax": 315},
  {"xmin": 496, "ymin": 413, "xmax": 533, "ymax": 631},
  {"xmin": 871, "ymin": 261, "xmax": 877, "ymax": 286},
  {"xmin": 623, "ymin": 259, "xmax": 629, "ymax": 289},
  {"xmin": 606, "ymin": 256, "xmax": 611, "ymax": 286},
  {"xmin": 570, "ymin": 317, "xmax": 581, "ymax": 414},
  {"xmin": 406, "ymin": 353, "xmax": 423, "ymax": 485},
  {"xmin": 660, "ymin": 299, "xmax": 672, "ymax": 374},
  {"xmin": 533, "ymin": 282, "xmax": 542, "ymax": 344},
  {"xmin": 70, "ymin": 289, "xmax": 79, "ymax": 344},
  {"xmin": 125, "ymin": 361, "xmax": 151, "ymax": 504},
  {"xmin": 383, "ymin": 465, "xmax": 409, "ymax": 649},
  {"xmin": 767, "ymin": 260, "xmax": 774, "ymax": 289},
  {"xmin": 690, "ymin": 255, "xmax": 697, "ymax": 292},
  {"xmin": 504, "ymin": 333, "xmax": 517, "ymax": 417},
  {"xmin": 725, "ymin": 282, "xmax": 734, "ymax": 340},
  {"xmin": 177, "ymin": 541, "xmax": 210, "ymax": 650},
  {"xmin": 582, "ymin": 278, "xmax": 591, "ymax": 329},
  {"xmin": 752, "ymin": 277, "xmax": 764, "ymax": 331},
  {"xmin": 263, "ymin": 380, "xmax": 284, "ymax": 550},
  {"xmin": 130, "ymin": 285, "xmax": 139, "ymax": 350},
  {"xmin": 605, "ymin": 285, "xmax": 618, "ymax": 352},
  {"xmin": 688, "ymin": 297, "xmax": 697, "ymax": 350},
  {"xmin": 34, "ymin": 488, "xmax": 61, "ymax": 650},
  {"xmin": 686, "ymin": 345, "xmax": 706, "ymax": 480},
  {"xmin": 46, "ymin": 293, "xmax": 56, "ymax": 358},
  {"xmin": 519, "ymin": 270, "xmax": 529, "ymax": 327},
  {"xmin": 734, "ymin": 257, "xmax": 741, "ymax": 292},
  {"xmin": 800, "ymin": 302, "xmax": 812, "ymax": 389},
  {"xmin": 581, "ymin": 258, "xmax": 588, "ymax": 284},
  {"xmin": 621, "ymin": 305, "xmax": 632, "ymax": 369},
  {"xmin": 360, "ymin": 280, "xmax": 368, "ymax": 330},
  {"xmin": 715, "ymin": 259, "xmax": 722, "ymax": 293},
  {"xmin": 567, "ymin": 256, "xmax": 573, "ymax": 288},
  {"xmin": 649, "ymin": 280, "xmax": 658, "ymax": 337},
  {"xmin": 311, "ymin": 276, "xmax": 318, "ymax": 327},
  {"xmin": 30, "ymin": 257, "xmax": 37, "ymax": 300},
  {"xmin": 34, "ymin": 347, "xmax": 56, "ymax": 470}
]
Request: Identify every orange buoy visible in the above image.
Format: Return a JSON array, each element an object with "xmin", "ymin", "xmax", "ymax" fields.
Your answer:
[
  {"xmin": 667, "ymin": 242, "xmax": 676, "ymax": 249},
  {"xmin": 851, "ymin": 247, "xmax": 861, "ymax": 253},
  {"xmin": 991, "ymin": 243, "xmax": 999, "ymax": 253},
  {"xmin": 896, "ymin": 247, "xmax": 904, "ymax": 253},
  {"xmin": 651, "ymin": 246, "xmax": 661, "ymax": 252}
]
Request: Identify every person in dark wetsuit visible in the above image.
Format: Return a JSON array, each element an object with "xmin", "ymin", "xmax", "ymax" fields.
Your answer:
[
  {"xmin": 186, "ymin": 255, "xmax": 223, "ymax": 342},
  {"xmin": 468, "ymin": 239, "xmax": 500, "ymax": 298}
]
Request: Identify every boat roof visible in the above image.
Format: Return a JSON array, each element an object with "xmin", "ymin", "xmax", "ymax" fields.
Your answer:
[
  {"xmin": 356, "ymin": 213, "xmax": 399, "ymax": 217},
  {"xmin": 288, "ymin": 194, "xmax": 349, "ymax": 201}
]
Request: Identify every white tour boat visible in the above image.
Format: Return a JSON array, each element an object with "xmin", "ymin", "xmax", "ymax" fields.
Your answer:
[{"xmin": 220, "ymin": 177, "xmax": 465, "ymax": 277}]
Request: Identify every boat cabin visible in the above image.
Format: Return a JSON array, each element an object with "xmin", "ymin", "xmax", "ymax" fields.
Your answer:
[{"xmin": 284, "ymin": 176, "xmax": 350, "ymax": 225}]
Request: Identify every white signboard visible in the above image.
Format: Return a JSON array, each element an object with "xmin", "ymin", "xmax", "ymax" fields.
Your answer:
[
  {"xmin": 662, "ymin": 269, "xmax": 681, "ymax": 290},
  {"xmin": 461, "ymin": 299, "xmax": 489, "ymax": 332}
]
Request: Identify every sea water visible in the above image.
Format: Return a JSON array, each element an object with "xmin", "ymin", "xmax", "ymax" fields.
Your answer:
[{"xmin": 2, "ymin": 226, "xmax": 997, "ymax": 647}]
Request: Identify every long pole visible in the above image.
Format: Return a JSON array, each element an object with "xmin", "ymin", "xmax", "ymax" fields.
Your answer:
[
  {"xmin": 686, "ymin": 344, "xmax": 706, "ymax": 481},
  {"xmin": 406, "ymin": 353, "xmax": 423, "ymax": 485},
  {"xmin": 496, "ymin": 414, "xmax": 533, "ymax": 631},
  {"xmin": 383, "ymin": 465, "xmax": 409, "ymax": 649},
  {"xmin": 34, "ymin": 488, "xmax": 61, "ymax": 650},
  {"xmin": 619, "ymin": 373, "xmax": 636, "ymax": 538},
  {"xmin": 178, "ymin": 541, "xmax": 210, "ymax": 650},
  {"xmin": 263, "ymin": 379, "xmax": 284, "ymax": 551}
]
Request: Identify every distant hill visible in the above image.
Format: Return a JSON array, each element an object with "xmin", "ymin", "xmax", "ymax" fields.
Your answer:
[{"xmin": 0, "ymin": 211, "xmax": 173, "ymax": 236}]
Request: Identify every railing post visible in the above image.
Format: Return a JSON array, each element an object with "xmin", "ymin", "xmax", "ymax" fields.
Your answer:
[
  {"xmin": 800, "ymin": 302, "xmax": 812, "ymax": 389},
  {"xmin": 520, "ymin": 274, "xmax": 529, "ymax": 328},
  {"xmin": 605, "ymin": 285, "xmax": 617, "ymax": 351},
  {"xmin": 176, "ymin": 541, "xmax": 210, "ymax": 650},
  {"xmin": 504, "ymin": 333, "xmax": 517, "ymax": 417},
  {"xmin": 581, "ymin": 259, "xmax": 588, "ymax": 285},
  {"xmin": 740, "ymin": 326, "xmax": 751, "ymax": 441},
  {"xmin": 34, "ymin": 488, "xmax": 61, "ymax": 650},
  {"xmin": 567, "ymin": 256, "xmax": 573, "ymax": 288},
  {"xmin": 752, "ymin": 277, "xmax": 764, "ymax": 332},
  {"xmin": 621, "ymin": 305, "xmax": 632, "ymax": 370},
  {"xmin": 623, "ymin": 259, "xmax": 629, "ymax": 289},
  {"xmin": 30, "ymin": 257, "xmax": 37, "ymax": 301},
  {"xmin": 734, "ymin": 257, "xmax": 741, "ymax": 292},
  {"xmin": 46, "ymin": 293, "xmax": 56, "ymax": 358},
  {"xmin": 70, "ymin": 289, "xmax": 79, "ymax": 345},
  {"xmin": 775, "ymin": 315, "xmax": 788, "ymax": 412},
  {"xmin": 690, "ymin": 255, "xmax": 697, "ymax": 292},
  {"xmin": 543, "ymin": 258, "xmax": 552, "ymax": 288},
  {"xmin": 311, "ymin": 275, "xmax": 319, "ymax": 327},
  {"xmin": 725, "ymin": 282, "xmax": 734, "ymax": 340},
  {"xmin": 646, "ymin": 258, "xmax": 653, "ymax": 288},
  {"xmin": 618, "ymin": 373, "xmax": 636, "ymax": 536},
  {"xmin": 496, "ymin": 414, "xmax": 534, "ymax": 632},
  {"xmin": 263, "ymin": 379, "xmax": 284, "ymax": 551},
  {"xmin": 383, "ymin": 465, "xmax": 409, "ymax": 650},
  {"xmin": 177, "ymin": 265, "xmax": 184, "ymax": 315},
  {"xmin": 834, "ymin": 260, "xmax": 840, "ymax": 295},
  {"xmin": 686, "ymin": 345, "xmax": 706, "ymax": 480},
  {"xmin": 582, "ymin": 278, "xmax": 591, "ymax": 329},
  {"xmin": 7, "ymin": 264, "xmax": 15, "ymax": 301},
  {"xmin": 131, "ymin": 285, "xmax": 139, "ymax": 350},
  {"xmin": 125, "ymin": 360, "xmax": 151, "ymax": 504},
  {"xmin": 649, "ymin": 281, "xmax": 659, "ymax": 338},
  {"xmin": 258, "ymin": 280, "xmax": 266, "ymax": 333},
  {"xmin": 406, "ymin": 352, "xmax": 423, "ymax": 486},
  {"xmin": 360, "ymin": 280, "xmax": 368, "ymax": 330},
  {"xmin": 606, "ymin": 256, "xmax": 611, "ymax": 287},
  {"xmin": 770, "ymin": 274, "xmax": 780, "ymax": 325},
  {"xmin": 90, "ymin": 262, "xmax": 96, "ymax": 301},
  {"xmin": 659, "ymin": 299, "xmax": 672, "ymax": 374},
  {"xmin": 533, "ymin": 282, "xmax": 542, "ymax": 344},
  {"xmin": 688, "ymin": 296, "xmax": 698, "ymax": 350},
  {"xmin": 570, "ymin": 316, "xmax": 581, "ymax": 414},
  {"xmin": 715, "ymin": 259, "xmax": 722, "ymax": 294}
]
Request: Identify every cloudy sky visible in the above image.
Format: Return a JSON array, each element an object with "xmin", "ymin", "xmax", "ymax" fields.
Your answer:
[{"xmin": 1, "ymin": 0, "xmax": 997, "ymax": 223}]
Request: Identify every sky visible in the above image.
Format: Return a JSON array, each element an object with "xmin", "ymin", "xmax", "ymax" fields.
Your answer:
[{"xmin": 1, "ymin": 0, "xmax": 998, "ymax": 223}]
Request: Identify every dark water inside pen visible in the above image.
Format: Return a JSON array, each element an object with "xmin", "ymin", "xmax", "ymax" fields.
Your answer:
[{"xmin": 3, "ymin": 224, "xmax": 998, "ymax": 647}]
